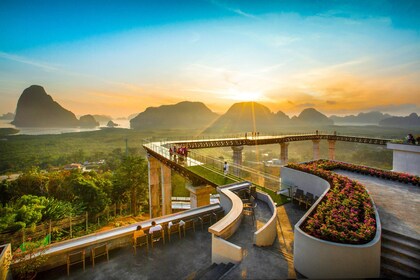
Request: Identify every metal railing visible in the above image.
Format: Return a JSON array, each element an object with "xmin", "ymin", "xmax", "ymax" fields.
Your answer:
[{"xmin": 143, "ymin": 139, "xmax": 289, "ymax": 193}]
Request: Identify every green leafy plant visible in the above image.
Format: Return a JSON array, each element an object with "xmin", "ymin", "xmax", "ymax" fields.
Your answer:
[{"xmin": 9, "ymin": 239, "xmax": 48, "ymax": 280}]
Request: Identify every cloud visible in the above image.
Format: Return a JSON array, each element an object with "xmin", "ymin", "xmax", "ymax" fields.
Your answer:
[
  {"xmin": 0, "ymin": 51, "xmax": 59, "ymax": 72},
  {"xmin": 326, "ymin": 100, "xmax": 337, "ymax": 105},
  {"xmin": 209, "ymin": 0, "xmax": 259, "ymax": 20},
  {"xmin": 297, "ymin": 103, "xmax": 315, "ymax": 108}
]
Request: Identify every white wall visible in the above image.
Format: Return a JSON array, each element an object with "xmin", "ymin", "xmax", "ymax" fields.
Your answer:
[
  {"xmin": 254, "ymin": 192, "xmax": 277, "ymax": 247},
  {"xmin": 387, "ymin": 143, "xmax": 420, "ymax": 176},
  {"xmin": 281, "ymin": 167, "xmax": 381, "ymax": 279},
  {"xmin": 281, "ymin": 167, "xmax": 330, "ymax": 197},
  {"xmin": 211, "ymin": 235, "xmax": 243, "ymax": 264}
]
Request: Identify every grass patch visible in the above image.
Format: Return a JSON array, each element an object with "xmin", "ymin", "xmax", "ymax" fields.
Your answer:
[
  {"xmin": 187, "ymin": 164, "xmax": 289, "ymax": 206},
  {"xmin": 187, "ymin": 165, "xmax": 237, "ymax": 186}
]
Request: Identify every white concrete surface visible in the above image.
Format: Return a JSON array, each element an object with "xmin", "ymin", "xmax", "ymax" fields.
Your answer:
[
  {"xmin": 281, "ymin": 167, "xmax": 381, "ymax": 279},
  {"xmin": 254, "ymin": 192, "xmax": 277, "ymax": 247},
  {"xmin": 211, "ymin": 235, "xmax": 243, "ymax": 264},
  {"xmin": 387, "ymin": 143, "xmax": 420, "ymax": 176}
]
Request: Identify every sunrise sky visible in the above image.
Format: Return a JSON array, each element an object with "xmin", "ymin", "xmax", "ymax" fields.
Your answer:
[{"xmin": 0, "ymin": 0, "xmax": 419, "ymax": 117}]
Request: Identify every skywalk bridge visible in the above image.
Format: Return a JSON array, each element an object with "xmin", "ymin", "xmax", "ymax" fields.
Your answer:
[{"xmin": 143, "ymin": 132, "xmax": 391, "ymax": 218}]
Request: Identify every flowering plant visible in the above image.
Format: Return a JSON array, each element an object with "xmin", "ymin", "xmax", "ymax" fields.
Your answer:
[
  {"xmin": 287, "ymin": 160, "xmax": 377, "ymax": 244},
  {"xmin": 313, "ymin": 160, "xmax": 419, "ymax": 186}
]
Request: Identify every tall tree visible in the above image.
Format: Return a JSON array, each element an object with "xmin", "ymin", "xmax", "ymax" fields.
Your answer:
[{"xmin": 113, "ymin": 156, "xmax": 148, "ymax": 215}]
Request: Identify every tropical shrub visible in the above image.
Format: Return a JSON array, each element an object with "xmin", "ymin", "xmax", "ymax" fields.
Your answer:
[{"xmin": 287, "ymin": 161, "xmax": 376, "ymax": 244}]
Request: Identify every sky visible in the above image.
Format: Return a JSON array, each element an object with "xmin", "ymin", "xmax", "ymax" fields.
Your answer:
[{"xmin": 0, "ymin": 0, "xmax": 420, "ymax": 118}]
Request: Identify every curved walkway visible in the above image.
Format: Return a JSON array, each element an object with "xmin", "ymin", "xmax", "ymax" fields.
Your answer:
[
  {"xmin": 223, "ymin": 199, "xmax": 295, "ymax": 279},
  {"xmin": 335, "ymin": 170, "xmax": 420, "ymax": 240}
]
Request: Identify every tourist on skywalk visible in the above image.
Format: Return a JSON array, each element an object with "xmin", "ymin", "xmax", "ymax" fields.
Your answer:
[
  {"xmin": 169, "ymin": 147, "xmax": 173, "ymax": 159},
  {"xmin": 406, "ymin": 134, "xmax": 415, "ymax": 144},
  {"xmin": 223, "ymin": 161, "xmax": 229, "ymax": 176}
]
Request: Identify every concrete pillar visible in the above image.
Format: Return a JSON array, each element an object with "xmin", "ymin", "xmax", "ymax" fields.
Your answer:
[
  {"xmin": 161, "ymin": 164, "xmax": 172, "ymax": 216},
  {"xmin": 186, "ymin": 183, "xmax": 213, "ymax": 208},
  {"xmin": 148, "ymin": 155, "xmax": 161, "ymax": 218},
  {"xmin": 231, "ymin": 146, "xmax": 244, "ymax": 176},
  {"xmin": 328, "ymin": 140, "xmax": 336, "ymax": 161},
  {"xmin": 312, "ymin": 140, "xmax": 320, "ymax": 160},
  {"xmin": 280, "ymin": 143, "xmax": 289, "ymax": 165}
]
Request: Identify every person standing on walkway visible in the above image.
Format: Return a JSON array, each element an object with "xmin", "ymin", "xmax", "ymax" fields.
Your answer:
[{"xmin": 223, "ymin": 161, "xmax": 229, "ymax": 176}]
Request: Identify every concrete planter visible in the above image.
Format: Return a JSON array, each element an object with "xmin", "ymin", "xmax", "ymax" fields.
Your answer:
[
  {"xmin": 281, "ymin": 167, "xmax": 381, "ymax": 278},
  {"xmin": 254, "ymin": 192, "xmax": 277, "ymax": 247}
]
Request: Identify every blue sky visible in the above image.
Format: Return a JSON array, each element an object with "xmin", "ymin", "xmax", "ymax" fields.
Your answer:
[{"xmin": 1, "ymin": 0, "xmax": 419, "ymax": 117}]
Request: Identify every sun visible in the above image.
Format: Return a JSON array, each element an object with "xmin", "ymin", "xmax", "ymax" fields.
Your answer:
[{"xmin": 227, "ymin": 88, "xmax": 263, "ymax": 101}]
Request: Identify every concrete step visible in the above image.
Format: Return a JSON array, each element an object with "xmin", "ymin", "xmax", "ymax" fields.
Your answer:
[
  {"xmin": 381, "ymin": 263, "xmax": 419, "ymax": 279},
  {"xmin": 201, "ymin": 263, "xmax": 226, "ymax": 280},
  {"xmin": 380, "ymin": 230, "xmax": 420, "ymax": 279},
  {"xmin": 382, "ymin": 229, "xmax": 420, "ymax": 248},
  {"xmin": 192, "ymin": 263, "xmax": 217, "ymax": 280},
  {"xmin": 381, "ymin": 253, "xmax": 420, "ymax": 275},
  {"xmin": 219, "ymin": 262, "xmax": 235, "ymax": 280},
  {"xmin": 382, "ymin": 243, "xmax": 420, "ymax": 264},
  {"xmin": 382, "ymin": 233, "xmax": 420, "ymax": 254}
]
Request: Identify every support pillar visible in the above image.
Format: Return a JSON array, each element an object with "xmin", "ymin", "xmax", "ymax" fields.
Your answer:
[
  {"xmin": 148, "ymin": 155, "xmax": 161, "ymax": 218},
  {"xmin": 161, "ymin": 164, "xmax": 172, "ymax": 216},
  {"xmin": 231, "ymin": 146, "xmax": 244, "ymax": 176},
  {"xmin": 186, "ymin": 183, "xmax": 213, "ymax": 208},
  {"xmin": 312, "ymin": 140, "xmax": 320, "ymax": 160},
  {"xmin": 328, "ymin": 140, "xmax": 336, "ymax": 161},
  {"xmin": 280, "ymin": 143, "xmax": 289, "ymax": 165}
]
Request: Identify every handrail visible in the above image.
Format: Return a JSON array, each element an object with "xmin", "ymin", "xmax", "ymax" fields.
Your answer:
[{"xmin": 143, "ymin": 140, "xmax": 286, "ymax": 192}]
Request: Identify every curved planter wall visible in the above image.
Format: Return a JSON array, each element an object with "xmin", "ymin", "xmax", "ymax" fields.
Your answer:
[
  {"xmin": 209, "ymin": 182, "xmax": 252, "ymax": 264},
  {"xmin": 254, "ymin": 192, "xmax": 277, "ymax": 247},
  {"xmin": 281, "ymin": 167, "xmax": 381, "ymax": 279}
]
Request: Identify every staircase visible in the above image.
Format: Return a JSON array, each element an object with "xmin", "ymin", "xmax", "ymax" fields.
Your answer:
[
  {"xmin": 381, "ymin": 229, "xmax": 420, "ymax": 279},
  {"xmin": 192, "ymin": 262, "xmax": 235, "ymax": 280}
]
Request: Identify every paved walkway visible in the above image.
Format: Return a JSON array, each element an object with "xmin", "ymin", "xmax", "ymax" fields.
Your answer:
[
  {"xmin": 335, "ymin": 170, "xmax": 420, "ymax": 240},
  {"xmin": 225, "ymin": 199, "xmax": 306, "ymax": 279},
  {"xmin": 37, "ymin": 199, "xmax": 307, "ymax": 280},
  {"xmin": 38, "ymin": 229, "xmax": 213, "ymax": 280}
]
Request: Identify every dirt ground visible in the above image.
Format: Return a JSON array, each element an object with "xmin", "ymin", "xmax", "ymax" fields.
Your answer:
[{"xmin": 96, "ymin": 214, "xmax": 150, "ymax": 233}]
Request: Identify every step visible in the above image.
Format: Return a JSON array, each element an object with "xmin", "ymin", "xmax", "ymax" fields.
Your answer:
[
  {"xmin": 219, "ymin": 262, "xmax": 235, "ymax": 280},
  {"xmin": 382, "ymin": 233, "xmax": 420, "ymax": 254},
  {"xmin": 193, "ymin": 263, "xmax": 218, "ymax": 280},
  {"xmin": 201, "ymin": 263, "xmax": 227, "ymax": 280},
  {"xmin": 381, "ymin": 253, "xmax": 420, "ymax": 275},
  {"xmin": 382, "ymin": 228, "xmax": 420, "ymax": 246},
  {"xmin": 381, "ymin": 243, "xmax": 420, "ymax": 264},
  {"xmin": 381, "ymin": 263, "xmax": 420, "ymax": 279}
]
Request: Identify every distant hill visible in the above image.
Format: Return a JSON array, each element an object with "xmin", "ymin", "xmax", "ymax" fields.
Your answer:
[
  {"xmin": 79, "ymin": 115, "xmax": 99, "ymax": 127},
  {"xmin": 204, "ymin": 102, "xmax": 279, "ymax": 133},
  {"xmin": 92, "ymin": 114, "xmax": 112, "ymax": 123},
  {"xmin": 0, "ymin": 112, "xmax": 15, "ymax": 120},
  {"xmin": 330, "ymin": 111, "xmax": 391, "ymax": 124},
  {"xmin": 292, "ymin": 108, "xmax": 333, "ymax": 126},
  {"xmin": 130, "ymin": 101, "xmax": 219, "ymax": 130},
  {"xmin": 12, "ymin": 85, "xmax": 79, "ymax": 127},
  {"xmin": 379, "ymin": 113, "xmax": 420, "ymax": 127}
]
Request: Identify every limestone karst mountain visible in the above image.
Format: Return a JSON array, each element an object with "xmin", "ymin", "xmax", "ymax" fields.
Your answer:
[
  {"xmin": 204, "ymin": 102, "xmax": 281, "ymax": 133},
  {"xmin": 379, "ymin": 113, "xmax": 420, "ymax": 127},
  {"xmin": 130, "ymin": 101, "xmax": 219, "ymax": 130},
  {"xmin": 79, "ymin": 114, "xmax": 99, "ymax": 127},
  {"xmin": 0, "ymin": 112, "xmax": 15, "ymax": 120},
  {"xmin": 107, "ymin": 120, "xmax": 119, "ymax": 127},
  {"xmin": 292, "ymin": 108, "xmax": 333, "ymax": 126},
  {"xmin": 12, "ymin": 85, "xmax": 79, "ymax": 127},
  {"xmin": 330, "ymin": 111, "xmax": 392, "ymax": 124}
]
